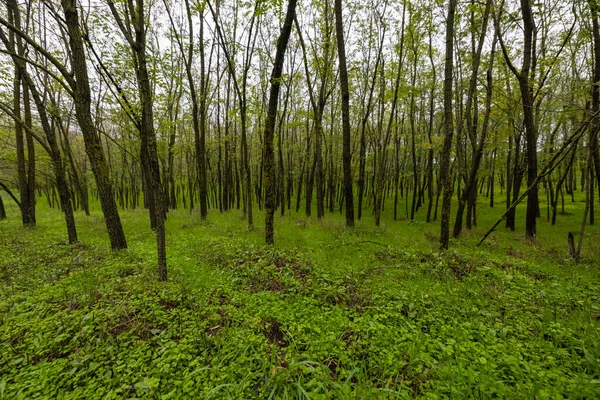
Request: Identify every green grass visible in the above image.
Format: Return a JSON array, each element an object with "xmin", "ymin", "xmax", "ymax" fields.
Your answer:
[{"xmin": 0, "ymin": 192, "xmax": 599, "ymax": 399}]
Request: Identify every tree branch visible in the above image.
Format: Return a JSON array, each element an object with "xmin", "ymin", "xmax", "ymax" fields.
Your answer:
[
  {"xmin": 0, "ymin": 48, "xmax": 74, "ymax": 97},
  {"xmin": 478, "ymin": 111, "xmax": 599, "ymax": 246},
  {"xmin": 0, "ymin": 16, "xmax": 75, "ymax": 87},
  {"xmin": 0, "ymin": 181, "xmax": 22, "ymax": 210},
  {"xmin": 0, "ymin": 102, "xmax": 52, "ymax": 154}
]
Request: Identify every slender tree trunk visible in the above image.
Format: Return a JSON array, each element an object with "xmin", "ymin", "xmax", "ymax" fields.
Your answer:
[
  {"xmin": 264, "ymin": 0, "xmax": 297, "ymax": 245},
  {"xmin": 7, "ymin": 2, "xmax": 35, "ymax": 226},
  {"xmin": 375, "ymin": 3, "xmax": 405, "ymax": 227},
  {"xmin": 1, "ymin": 4, "xmax": 77, "ymax": 244},
  {"xmin": 452, "ymin": 0, "xmax": 492, "ymax": 236},
  {"xmin": 439, "ymin": 0, "xmax": 457, "ymax": 249},
  {"xmin": 497, "ymin": 0, "xmax": 538, "ymax": 239},
  {"xmin": 106, "ymin": 0, "xmax": 165, "ymax": 278},
  {"xmin": 198, "ymin": 5, "xmax": 209, "ymax": 219},
  {"xmin": 56, "ymin": 111, "xmax": 89, "ymax": 216},
  {"xmin": 334, "ymin": 0, "xmax": 354, "ymax": 227},
  {"xmin": 0, "ymin": 194, "xmax": 5, "ymax": 220},
  {"xmin": 590, "ymin": 0, "xmax": 600, "ymax": 196}
]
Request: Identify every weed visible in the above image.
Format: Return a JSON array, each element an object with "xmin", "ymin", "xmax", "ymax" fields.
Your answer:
[{"xmin": 0, "ymin": 197, "xmax": 598, "ymax": 398}]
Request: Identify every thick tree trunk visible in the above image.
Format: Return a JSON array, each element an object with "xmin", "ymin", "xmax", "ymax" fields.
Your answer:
[{"xmin": 62, "ymin": 0, "xmax": 127, "ymax": 249}]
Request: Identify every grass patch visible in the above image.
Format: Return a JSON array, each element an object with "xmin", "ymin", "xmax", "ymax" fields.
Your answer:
[{"xmin": 0, "ymin": 195, "xmax": 599, "ymax": 398}]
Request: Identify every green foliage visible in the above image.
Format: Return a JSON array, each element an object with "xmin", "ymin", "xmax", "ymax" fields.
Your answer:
[{"xmin": 0, "ymin": 203, "xmax": 599, "ymax": 399}]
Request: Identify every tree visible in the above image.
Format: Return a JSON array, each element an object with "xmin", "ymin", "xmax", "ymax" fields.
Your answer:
[
  {"xmin": 334, "ymin": 0, "xmax": 354, "ymax": 228},
  {"xmin": 356, "ymin": 5, "xmax": 386, "ymax": 221},
  {"xmin": 8, "ymin": 0, "xmax": 35, "ymax": 226},
  {"xmin": 208, "ymin": 0, "xmax": 259, "ymax": 229},
  {"xmin": 375, "ymin": 2, "xmax": 406, "ymax": 227},
  {"xmin": 61, "ymin": 0, "xmax": 127, "ymax": 248},
  {"xmin": 295, "ymin": 1, "xmax": 335, "ymax": 220},
  {"xmin": 106, "ymin": 0, "xmax": 166, "ymax": 279},
  {"xmin": 452, "ymin": 0, "xmax": 493, "ymax": 237},
  {"xmin": 264, "ymin": 0, "xmax": 298, "ymax": 245},
  {"xmin": 0, "ymin": 12, "xmax": 78, "ymax": 244},
  {"xmin": 439, "ymin": 0, "xmax": 457, "ymax": 250},
  {"xmin": 589, "ymin": 0, "xmax": 600, "ymax": 196},
  {"xmin": 163, "ymin": 0, "xmax": 209, "ymax": 220},
  {"xmin": 0, "ymin": 192, "xmax": 5, "ymax": 220},
  {"xmin": 0, "ymin": 0, "xmax": 128, "ymax": 250}
]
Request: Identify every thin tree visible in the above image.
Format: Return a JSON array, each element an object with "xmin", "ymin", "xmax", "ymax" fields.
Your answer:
[
  {"xmin": 496, "ymin": 0, "xmax": 538, "ymax": 239},
  {"xmin": 264, "ymin": 0, "xmax": 298, "ymax": 245},
  {"xmin": 0, "ymin": 0, "xmax": 128, "ymax": 250},
  {"xmin": 163, "ymin": 0, "xmax": 209, "ymax": 220},
  {"xmin": 589, "ymin": 0, "xmax": 600, "ymax": 195},
  {"xmin": 106, "ymin": 0, "xmax": 166, "ymax": 280},
  {"xmin": 0, "ymin": 26, "xmax": 77, "ymax": 244},
  {"xmin": 439, "ymin": 0, "xmax": 457, "ymax": 250},
  {"xmin": 8, "ymin": 0, "xmax": 35, "ymax": 226},
  {"xmin": 334, "ymin": 0, "xmax": 354, "ymax": 228},
  {"xmin": 207, "ymin": 0, "xmax": 259, "ymax": 229},
  {"xmin": 375, "ymin": 2, "xmax": 406, "ymax": 227},
  {"xmin": 452, "ymin": 0, "xmax": 494, "ymax": 237}
]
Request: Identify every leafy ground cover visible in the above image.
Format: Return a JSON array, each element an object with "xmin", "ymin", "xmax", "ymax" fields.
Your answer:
[{"xmin": 1, "ymin": 199, "xmax": 599, "ymax": 399}]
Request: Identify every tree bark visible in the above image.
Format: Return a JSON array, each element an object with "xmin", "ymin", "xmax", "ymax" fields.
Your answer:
[
  {"xmin": 0, "ymin": 193, "xmax": 5, "ymax": 220},
  {"xmin": 106, "ymin": 0, "xmax": 166, "ymax": 279},
  {"xmin": 264, "ymin": 0, "xmax": 297, "ymax": 245},
  {"xmin": 590, "ymin": 0, "xmax": 600, "ymax": 197},
  {"xmin": 0, "ymin": 32, "xmax": 77, "ymax": 244},
  {"xmin": 7, "ymin": 1, "xmax": 35, "ymax": 226},
  {"xmin": 439, "ymin": 0, "xmax": 457, "ymax": 249},
  {"xmin": 62, "ymin": 0, "xmax": 127, "ymax": 250},
  {"xmin": 497, "ymin": 0, "xmax": 539, "ymax": 239},
  {"xmin": 334, "ymin": 0, "xmax": 354, "ymax": 227}
]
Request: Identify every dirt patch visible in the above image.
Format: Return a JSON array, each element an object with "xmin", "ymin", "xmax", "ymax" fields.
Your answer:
[
  {"xmin": 263, "ymin": 319, "xmax": 288, "ymax": 347},
  {"xmin": 248, "ymin": 276, "xmax": 286, "ymax": 293},
  {"xmin": 159, "ymin": 297, "xmax": 179, "ymax": 310},
  {"xmin": 326, "ymin": 358, "xmax": 339, "ymax": 380},
  {"xmin": 272, "ymin": 256, "xmax": 311, "ymax": 282},
  {"xmin": 117, "ymin": 265, "xmax": 139, "ymax": 278},
  {"xmin": 340, "ymin": 328, "xmax": 355, "ymax": 348},
  {"xmin": 108, "ymin": 312, "xmax": 137, "ymax": 337},
  {"xmin": 444, "ymin": 252, "xmax": 476, "ymax": 279}
]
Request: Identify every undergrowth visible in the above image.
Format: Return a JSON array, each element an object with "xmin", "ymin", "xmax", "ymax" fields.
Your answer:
[{"xmin": 0, "ymin": 202, "xmax": 599, "ymax": 399}]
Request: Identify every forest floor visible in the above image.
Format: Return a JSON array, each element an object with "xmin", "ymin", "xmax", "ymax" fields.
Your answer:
[{"xmin": 1, "ymin": 196, "xmax": 599, "ymax": 399}]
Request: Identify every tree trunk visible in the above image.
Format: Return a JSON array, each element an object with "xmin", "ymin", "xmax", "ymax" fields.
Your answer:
[
  {"xmin": 590, "ymin": 0, "xmax": 600, "ymax": 198},
  {"xmin": 439, "ymin": 0, "xmax": 457, "ymax": 249},
  {"xmin": 1, "ymin": 4, "xmax": 77, "ymax": 244},
  {"xmin": 62, "ymin": 0, "xmax": 127, "ymax": 249},
  {"xmin": 106, "ymin": 0, "xmax": 165, "ymax": 278},
  {"xmin": 264, "ymin": 0, "xmax": 297, "ymax": 245},
  {"xmin": 334, "ymin": 0, "xmax": 355, "ymax": 227},
  {"xmin": 497, "ymin": 0, "xmax": 538, "ymax": 239},
  {"xmin": 7, "ymin": 2, "xmax": 35, "ymax": 226},
  {"xmin": 0, "ymin": 193, "xmax": 6, "ymax": 220}
]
